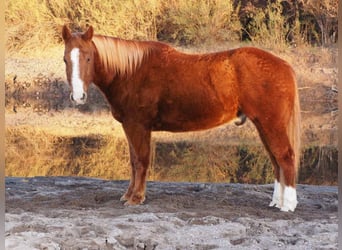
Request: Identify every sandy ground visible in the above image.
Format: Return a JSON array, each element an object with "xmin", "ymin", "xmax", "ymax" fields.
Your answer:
[{"xmin": 5, "ymin": 177, "xmax": 338, "ymax": 249}]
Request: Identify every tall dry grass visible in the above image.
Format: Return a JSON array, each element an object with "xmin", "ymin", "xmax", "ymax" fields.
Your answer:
[
  {"xmin": 5, "ymin": 125, "xmax": 273, "ymax": 183},
  {"xmin": 6, "ymin": 125, "xmax": 337, "ymax": 184},
  {"xmin": 6, "ymin": 0, "xmax": 161, "ymax": 54},
  {"xmin": 158, "ymin": 0, "xmax": 241, "ymax": 46},
  {"xmin": 6, "ymin": 126, "xmax": 131, "ymax": 179},
  {"xmin": 5, "ymin": 0, "xmax": 338, "ymax": 55}
]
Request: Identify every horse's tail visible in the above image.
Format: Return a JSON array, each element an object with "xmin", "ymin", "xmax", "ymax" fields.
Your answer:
[{"xmin": 288, "ymin": 78, "xmax": 301, "ymax": 181}]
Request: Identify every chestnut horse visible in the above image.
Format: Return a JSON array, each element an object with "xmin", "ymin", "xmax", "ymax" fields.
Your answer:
[{"xmin": 62, "ymin": 25, "xmax": 300, "ymax": 212}]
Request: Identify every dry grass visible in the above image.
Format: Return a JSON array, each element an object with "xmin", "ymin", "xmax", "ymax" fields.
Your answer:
[
  {"xmin": 153, "ymin": 142, "xmax": 273, "ymax": 184},
  {"xmin": 6, "ymin": 126, "xmax": 69, "ymax": 177},
  {"xmin": 5, "ymin": 0, "xmax": 338, "ymax": 56},
  {"xmin": 160, "ymin": 0, "xmax": 241, "ymax": 46},
  {"xmin": 5, "ymin": 126, "xmax": 131, "ymax": 179},
  {"xmin": 5, "ymin": 0, "xmax": 161, "ymax": 54},
  {"xmin": 6, "ymin": 124, "xmax": 337, "ymax": 184},
  {"xmin": 5, "ymin": 124, "xmax": 270, "ymax": 183}
]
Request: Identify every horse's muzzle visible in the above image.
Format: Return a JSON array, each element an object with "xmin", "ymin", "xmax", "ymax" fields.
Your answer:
[{"xmin": 70, "ymin": 92, "xmax": 87, "ymax": 105}]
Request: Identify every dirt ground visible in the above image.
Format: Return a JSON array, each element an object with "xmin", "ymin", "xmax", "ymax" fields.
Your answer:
[{"xmin": 5, "ymin": 177, "xmax": 338, "ymax": 249}]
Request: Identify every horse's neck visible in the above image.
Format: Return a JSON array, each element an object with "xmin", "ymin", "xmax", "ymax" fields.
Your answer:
[{"xmin": 93, "ymin": 36, "xmax": 154, "ymax": 83}]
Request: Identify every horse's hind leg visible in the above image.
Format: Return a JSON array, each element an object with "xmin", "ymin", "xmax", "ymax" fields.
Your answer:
[
  {"xmin": 253, "ymin": 120, "xmax": 297, "ymax": 212},
  {"xmin": 256, "ymin": 130, "xmax": 282, "ymax": 208}
]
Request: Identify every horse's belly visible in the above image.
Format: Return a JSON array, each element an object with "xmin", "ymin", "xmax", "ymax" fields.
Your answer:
[
  {"xmin": 153, "ymin": 101, "xmax": 237, "ymax": 132},
  {"xmin": 151, "ymin": 71, "xmax": 239, "ymax": 132}
]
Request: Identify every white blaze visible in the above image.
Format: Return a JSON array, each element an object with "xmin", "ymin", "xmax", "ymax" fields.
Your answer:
[{"xmin": 70, "ymin": 48, "xmax": 85, "ymax": 102}]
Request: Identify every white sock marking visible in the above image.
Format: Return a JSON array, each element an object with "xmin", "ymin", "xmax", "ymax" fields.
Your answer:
[
  {"xmin": 281, "ymin": 186, "xmax": 298, "ymax": 212},
  {"xmin": 70, "ymin": 48, "xmax": 85, "ymax": 103},
  {"xmin": 269, "ymin": 180, "xmax": 282, "ymax": 208},
  {"xmin": 269, "ymin": 180, "xmax": 298, "ymax": 212}
]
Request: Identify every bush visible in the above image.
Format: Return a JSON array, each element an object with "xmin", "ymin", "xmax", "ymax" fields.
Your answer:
[
  {"xmin": 158, "ymin": 0, "xmax": 241, "ymax": 46},
  {"xmin": 243, "ymin": 0, "xmax": 294, "ymax": 49}
]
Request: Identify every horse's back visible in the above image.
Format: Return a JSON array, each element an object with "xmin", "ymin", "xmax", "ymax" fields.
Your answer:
[{"xmin": 230, "ymin": 47, "xmax": 295, "ymax": 81}]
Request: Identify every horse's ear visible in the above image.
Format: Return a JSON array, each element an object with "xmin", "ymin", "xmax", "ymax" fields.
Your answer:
[
  {"xmin": 62, "ymin": 25, "xmax": 72, "ymax": 42},
  {"xmin": 82, "ymin": 26, "xmax": 94, "ymax": 41}
]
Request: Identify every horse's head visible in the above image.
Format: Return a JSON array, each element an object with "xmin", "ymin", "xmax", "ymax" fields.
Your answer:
[{"xmin": 62, "ymin": 25, "xmax": 96, "ymax": 105}]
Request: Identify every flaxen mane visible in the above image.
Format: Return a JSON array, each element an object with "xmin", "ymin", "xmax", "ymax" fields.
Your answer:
[{"xmin": 92, "ymin": 35, "xmax": 150, "ymax": 78}]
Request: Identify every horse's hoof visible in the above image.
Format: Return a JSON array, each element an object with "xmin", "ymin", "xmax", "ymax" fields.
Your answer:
[
  {"xmin": 124, "ymin": 195, "xmax": 145, "ymax": 206},
  {"xmin": 120, "ymin": 194, "xmax": 129, "ymax": 202},
  {"xmin": 124, "ymin": 200, "xmax": 144, "ymax": 206},
  {"xmin": 269, "ymin": 200, "xmax": 281, "ymax": 208}
]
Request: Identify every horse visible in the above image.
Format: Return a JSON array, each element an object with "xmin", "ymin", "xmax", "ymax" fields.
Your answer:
[{"xmin": 62, "ymin": 25, "xmax": 301, "ymax": 212}]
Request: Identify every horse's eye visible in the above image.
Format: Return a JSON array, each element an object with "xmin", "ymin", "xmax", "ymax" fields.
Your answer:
[{"xmin": 87, "ymin": 58, "xmax": 91, "ymax": 63}]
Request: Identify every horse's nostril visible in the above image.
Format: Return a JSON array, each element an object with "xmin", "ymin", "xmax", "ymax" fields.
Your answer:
[
  {"xmin": 70, "ymin": 92, "xmax": 87, "ymax": 104},
  {"xmin": 81, "ymin": 93, "xmax": 87, "ymax": 101}
]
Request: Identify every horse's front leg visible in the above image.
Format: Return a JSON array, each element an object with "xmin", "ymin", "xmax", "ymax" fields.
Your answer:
[
  {"xmin": 122, "ymin": 123, "xmax": 151, "ymax": 205},
  {"xmin": 120, "ymin": 143, "xmax": 136, "ymax": 202}
]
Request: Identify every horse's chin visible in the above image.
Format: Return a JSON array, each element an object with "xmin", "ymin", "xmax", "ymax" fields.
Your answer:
[{"xmin": 74, "ymin": 100, "xmax": 87, "ymax": 105}]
